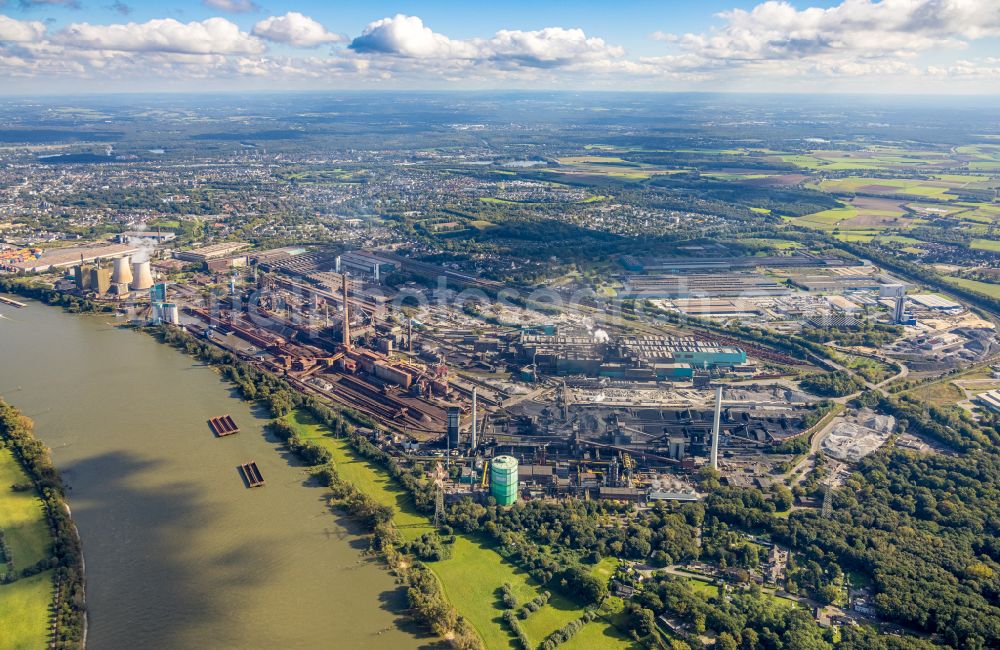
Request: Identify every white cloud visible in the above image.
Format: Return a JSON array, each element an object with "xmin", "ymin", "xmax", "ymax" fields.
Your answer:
[
  {"xmin": 57, "ymin": 17, "xmax": 264, "ymax": 55},
  {"xmin": 350, "ymin": 14, "xmax": 478, "ymax": 59},
  {"xmin": 252, "ymin": 12, "xmax": 341, "ymax": 48},
  {"xmin": 202, "ymin": 0, "xmax": 258, "ymax": 14},
  {"xmin": 485, "ymin": 27, "xmax": 624, "ymax": 68},
  {"xmin": 0, "ymin": 15, "xmax": 45, "ymax": 42},
  {"xmin": 349, "ymin": 14, "xmax": 625, "ymax": 72},
  {"xmin": 663, "ymin": 0, "xmax": 1000, "ymax": 66}
]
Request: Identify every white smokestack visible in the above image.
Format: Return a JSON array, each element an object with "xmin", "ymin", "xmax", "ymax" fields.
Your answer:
[
  {"xmin": 471, "ymin": 387, "xmax": 477, "ymax": 449},
  {"xmin": 710, "ymin": 385, "xmax": 722, "ymax": 471},
  {"xmin": 131, "ymin": 260, "xmax": 154, "ymax": 291},
  {"xmin": 112, "ymin": 256, "xmax": 133, "ymax": 285}
]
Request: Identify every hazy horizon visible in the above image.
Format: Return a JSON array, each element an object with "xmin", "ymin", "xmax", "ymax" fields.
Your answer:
[{"xmin": 1, "ymin": 0, "xmax": 999, "ymax": 95}]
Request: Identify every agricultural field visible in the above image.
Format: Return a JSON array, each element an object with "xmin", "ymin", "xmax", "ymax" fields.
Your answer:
[
  {"xmin": 814, "ymin": 177, "xmax": 958, "ymax": 198},
  {"xmin": 776, "ymin": 147, "xmax": 952, "ymax": 171},
  {"xmin": 787, "ymin": 206, "xmax": 857, "ymax": 231},
  {"xmin": 791, "ymin": 195, "xmax": 932, "ymax": 235},
  {"xmin": 956, "ymin": 144, "xmax": 1000, "ymax": 169},
  {"xmin": 959, "ymin": 203, "xmax": 1000, "ymax": 223}
]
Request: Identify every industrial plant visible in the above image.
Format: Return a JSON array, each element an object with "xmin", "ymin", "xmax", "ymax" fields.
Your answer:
[{"xmin": 22, "ymin": 235, "xmax": 990, "ymax": 510}]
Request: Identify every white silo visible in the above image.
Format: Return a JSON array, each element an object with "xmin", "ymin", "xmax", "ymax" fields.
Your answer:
[
  {"xmin": 162, "ymin": 303, "xmax": 180, "ymax": 324},
  {"xmin": 131, "ymin": 260, "xmax": 154, "ymax": 291},
  {"xmin": 111, "ymin": 256, "xmax": 133, "ymax": 285}
]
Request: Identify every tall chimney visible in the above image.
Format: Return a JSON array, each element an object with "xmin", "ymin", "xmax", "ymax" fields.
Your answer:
[
  {"xmin": 470, "ymin": 387, "xmax": 477, "ymax": 449},
  {"xmin": 341, "ymin": 274, "xmax": 350, "ymax": 349},
  {"xmin": 710, "ymin": 385, "xmax": 722, "ymax": 471}
]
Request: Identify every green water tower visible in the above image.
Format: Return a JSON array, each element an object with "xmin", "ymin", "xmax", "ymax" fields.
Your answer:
[{"xmin": 490, "ymin": 455, "xmax": 519, "ymax": 506}]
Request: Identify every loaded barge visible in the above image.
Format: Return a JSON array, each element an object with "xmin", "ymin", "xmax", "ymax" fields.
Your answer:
[
  {"xmin": 209, "ymin": 415, "xmax": 240, "ymax": 437},
  {"xmin": 240, "ymin": 461, "xmax": 265, "ymax": 488}
]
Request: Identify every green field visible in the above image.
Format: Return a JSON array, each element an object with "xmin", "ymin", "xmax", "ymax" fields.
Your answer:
[
  {"xmin": 906, "ymin": 379, "xmax": 967, "ymax": 408},
  {"xmin": 0, "ymin": 570, "xmax": 55, "ymax": 650},
  {"xmin": 791, "ymin": 206, "xmax": 857, "ymax": 230},
  {"xmin": 833, "ymin": 231, "xmax": 881, "ymax": 242},
  {"xmin": 970, "ymin": 238, "xmax": 1000, "ymax": 252},
  {"xmin": 285, "ymin": 411, "xmax": 622, "ymax": 649},
  {"xmin": 945, "ymin": 276, "xmax": 1000, "ymax": 299},
  {"xmin": 817, "ymin": 177, "xmax": 955, "ymax": 197},
  {"xmin": 0, "ymin": 448, "xmax": 54, "ymax": 649},
  {"xmin": 0, "ymin": 450, "xmax": 52, "ymax": 577},
  {"xmin": 779, "ymin": 149, "xmax": 950, "ymax": 171}
]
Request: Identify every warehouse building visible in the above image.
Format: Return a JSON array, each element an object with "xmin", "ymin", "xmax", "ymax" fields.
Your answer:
[
  {"xmin": 623, "ymin": 274, "xmax": 790, "ymax": 298},
  {"xmin": 11, "ymin": 242, "xmax": 140, "ymax": 273},
  {"xmin": 174, "ymin": 241, "xmax": 249, "ymax": 263}
]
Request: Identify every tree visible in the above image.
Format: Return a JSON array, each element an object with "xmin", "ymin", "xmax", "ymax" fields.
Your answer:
[{"xmin": 718, "ymin": 632, "xmax": 739, "ymax": 650}]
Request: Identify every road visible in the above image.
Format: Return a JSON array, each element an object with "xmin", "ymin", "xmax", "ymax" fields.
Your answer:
[{"xmin": 784, "ymin": 410, "xmax": 845, "ymax": 487}]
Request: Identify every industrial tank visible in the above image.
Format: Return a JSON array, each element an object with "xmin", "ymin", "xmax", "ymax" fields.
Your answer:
[{"xmin": 490, "ymin": 455, "xmax": 519, "ymax": 506}]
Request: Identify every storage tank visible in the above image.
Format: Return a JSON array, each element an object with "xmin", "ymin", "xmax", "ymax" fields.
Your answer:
[
  {"xmin": 490, "ymin": 455, "xmax": 519, "ymax": 506},
  {"xmin": 111, "ymin": 256, "xmax": 133, "ymax": 285},
  {"xmin": 162, "ymin": 303, "xmax": 180, "ymax": 325},
  {"xmin": 131, "ymin": 260, "xmax": 154, "ymax": 291}
]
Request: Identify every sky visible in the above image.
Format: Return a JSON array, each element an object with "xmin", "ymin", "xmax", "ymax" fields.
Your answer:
[{"xmin": 0, "ymin": 0, "xmax": 998, "ymax": 94}]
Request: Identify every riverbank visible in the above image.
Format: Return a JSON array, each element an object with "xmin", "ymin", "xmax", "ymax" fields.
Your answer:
[
  {"xmin": 286, "ymin": 410, "xmax": 638, "ymax": 650},
  {"xmin": 0, "ymin": 400, "xmax": 86, "ymax": 649},
  {"xmin": 0, "ymin": 297, "xmax": 423, "ymax": 649}
]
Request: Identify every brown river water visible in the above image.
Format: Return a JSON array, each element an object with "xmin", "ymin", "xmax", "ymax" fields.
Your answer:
[{"xmin": 0, "ymin": 296, "xmax": 427, "ymax": 650}]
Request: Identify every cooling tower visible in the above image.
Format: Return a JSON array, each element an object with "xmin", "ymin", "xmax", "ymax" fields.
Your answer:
[
  {"xmin": 130, "ymin": 260, "xmax": 154, "ymax": 291},
  {"xmin": 111, "ymin": 256, "xmax": 133, "ymax": 285}
]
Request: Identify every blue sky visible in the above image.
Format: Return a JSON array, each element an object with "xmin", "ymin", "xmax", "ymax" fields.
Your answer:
[{"xmin": 1, "ymin": 0, "xmax": 998, "ymax": 94}]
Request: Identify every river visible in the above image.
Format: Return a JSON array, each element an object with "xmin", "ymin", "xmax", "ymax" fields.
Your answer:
[{"xmin": 0, "ymin": 297, "xmax": 425, "ymax": 650}]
